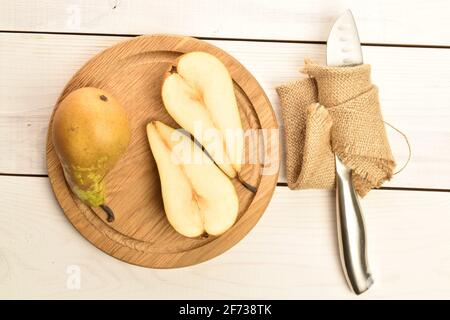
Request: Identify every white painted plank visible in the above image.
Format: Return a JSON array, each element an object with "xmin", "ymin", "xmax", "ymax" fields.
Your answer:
[
  {"xmin": 2, "ymin": 0, "xmax": 450, "ymax": 46},
  {"xmin": 0, "ymin": 176, "xmax": 449, "ymax": 299},
  {"xmin": 1, "ymin": 33, "xmax": 449, "ymax": 189}
]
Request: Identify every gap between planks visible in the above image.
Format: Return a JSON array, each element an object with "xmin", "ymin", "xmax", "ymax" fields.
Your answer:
[
  {"xmin": 1, "ymin": 173, "xmax": 449, "ymax": 193},
  {"xmin": 1, "ymin": 30, "xmax": 450, "ymax": 50}
]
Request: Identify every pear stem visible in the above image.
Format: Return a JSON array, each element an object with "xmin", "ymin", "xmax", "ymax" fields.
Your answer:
[
  {"xmin": 100, "ymin": 204, "xmax": 115, "ymax": 222},
  {"xmin": 201, "ymin": 232, "xmax": 209, "ymax": 239},
  {"xmin": 237, "ymin": 175, "xmax": 257, "ymax": 193}
]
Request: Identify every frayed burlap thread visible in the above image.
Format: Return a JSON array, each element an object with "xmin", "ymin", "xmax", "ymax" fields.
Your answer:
[{"xmin": 276, "ymin": 60, "xmax": 395, "ymax": 197}]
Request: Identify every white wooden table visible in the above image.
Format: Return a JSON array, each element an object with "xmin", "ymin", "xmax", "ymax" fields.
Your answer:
[{"xmin": 1, "ymin": 0, "xmax": 450, "ymax": 299}]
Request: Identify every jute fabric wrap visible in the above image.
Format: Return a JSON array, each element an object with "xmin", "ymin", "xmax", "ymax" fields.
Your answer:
[{"xmin": 276, "ymin": 60, "xmax": 395, "ymax": 197}]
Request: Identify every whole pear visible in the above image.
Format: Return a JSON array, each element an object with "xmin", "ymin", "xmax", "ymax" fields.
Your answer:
[{"xmin": 52, "ymin": 87, "xmax": 130, "ymax": 222}]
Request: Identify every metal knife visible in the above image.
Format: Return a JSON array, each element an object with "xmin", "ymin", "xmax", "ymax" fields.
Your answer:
[{"xmin": 326, "ymin": 10, "xmax": 373, "ymax": 294}]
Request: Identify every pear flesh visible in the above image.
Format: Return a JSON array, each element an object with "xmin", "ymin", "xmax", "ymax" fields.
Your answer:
[
  {"xmin": 162, "ymin": 51, "xmax": 244, "ymax": 178},
  {"xmin": 147, "ymin": 121, "xmax": 239, "ymax": 237},
  {"xmin": 52, "ymin": 87, "xmax": 130, "ymax": 221}
]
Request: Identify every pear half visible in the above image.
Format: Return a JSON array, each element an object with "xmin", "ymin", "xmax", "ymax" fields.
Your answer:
[
  {"xmin": 147, "ymin": 121, "xmax": 239, "ymax": 237},
  {"xmin": 162, "ymin": 51, "xmax": 243, "ymax": 178}
]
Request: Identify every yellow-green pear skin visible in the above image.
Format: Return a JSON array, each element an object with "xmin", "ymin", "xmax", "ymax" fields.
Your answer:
[{"xmin": 52, "ymin": 87, "xmax": 130, "ymax": 212}]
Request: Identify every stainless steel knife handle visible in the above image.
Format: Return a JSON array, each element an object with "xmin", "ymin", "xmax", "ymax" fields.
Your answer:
[{"xmin": 335, "ymin": 155, "xmax": 373, "ymax": 294}]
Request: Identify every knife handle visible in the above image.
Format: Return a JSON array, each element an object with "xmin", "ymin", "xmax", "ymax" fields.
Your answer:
[{"xmin": 335, "ymin": 155, "xmax": 373, "ymax": 294}]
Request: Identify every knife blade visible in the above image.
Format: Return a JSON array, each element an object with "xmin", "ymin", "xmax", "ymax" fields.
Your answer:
[{"xmin": 326, "ymin": 10, "xmax": 373, "ymax": 295}]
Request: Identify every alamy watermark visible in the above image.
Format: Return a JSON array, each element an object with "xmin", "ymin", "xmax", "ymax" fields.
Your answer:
[
  {"xmin": 66, "ymin": 264, "xmax": 81, "ymax": 290},
  {"xmin": 166, "ymin": 123, "xmax": 280, "ymax": 176}
]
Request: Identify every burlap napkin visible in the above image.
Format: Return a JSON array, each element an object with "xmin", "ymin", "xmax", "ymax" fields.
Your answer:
[{"xmin": 276, "ymin": 60, "xmax": 395, "ymax": 197}]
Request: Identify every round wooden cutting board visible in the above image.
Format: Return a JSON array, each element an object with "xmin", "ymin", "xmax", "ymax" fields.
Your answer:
[{"xmin": 46, "ymin": 35, "xmax": 280, "ymax": 268}]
